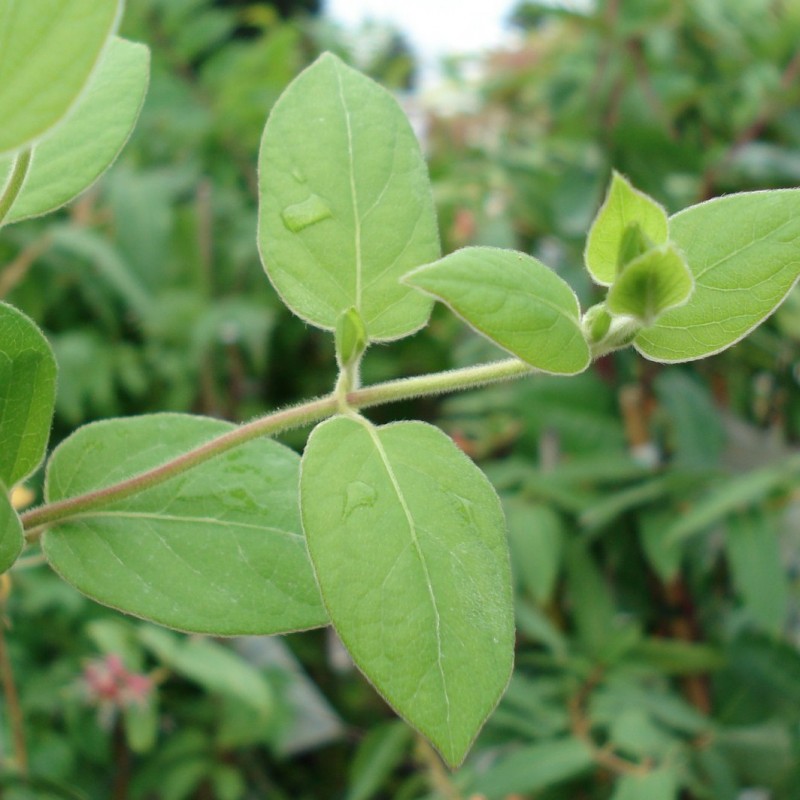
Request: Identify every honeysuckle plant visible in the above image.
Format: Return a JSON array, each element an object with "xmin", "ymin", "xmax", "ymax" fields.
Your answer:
[{"xmin": 2, "ymin": 0, "xmax": 800, "ymax": 770}]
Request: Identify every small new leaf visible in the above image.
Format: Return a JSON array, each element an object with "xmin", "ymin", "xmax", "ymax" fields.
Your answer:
[
  {"xmin": 335, "ymin": 307, "xmax": 368, "ymax": 370},
  {"xmin": 585, "ymin": 171, "xmax": 669, "ymax": 285},
  {"xmin": 606, "ymin": 244, "xmax": 693, "ymax": 326},
  {"xmin": 405, "ymin": 246, "xmax": 590, "ymax": 375}
]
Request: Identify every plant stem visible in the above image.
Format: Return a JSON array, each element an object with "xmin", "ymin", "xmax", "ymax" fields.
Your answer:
[
  {"xmin": 0, "ymin": 578, "xmax": 28, "ymax": 776},
  {"xmin": 0, "ymin": 149, "xmax": 32, "ymax": 227},
  {"xmin": 20, "ymin": 357, "xmax": 535, "ymax": 537}
]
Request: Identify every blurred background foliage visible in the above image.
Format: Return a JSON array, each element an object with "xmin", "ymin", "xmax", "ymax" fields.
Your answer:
[{"xmin": 3, "ymin": 0, "xmax": 800, "ymax": 797}]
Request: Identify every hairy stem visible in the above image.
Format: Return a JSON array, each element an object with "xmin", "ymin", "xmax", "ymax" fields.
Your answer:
[
  {"xmin": 21, "ymin": 357, "xmax": 536, "ymax": 536},
  {"xmin": 0, "ymin": 149, "xmax": 32, "ymax": 227}
]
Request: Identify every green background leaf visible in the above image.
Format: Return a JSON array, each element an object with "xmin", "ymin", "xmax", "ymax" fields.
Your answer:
[
  {"xmin": 345, "ymin": 721, "xmax": 411, "ymax": 800},
  {"xmin": 584, "ymin": 171, "xmax": 669, "ymax": 285},
  {"xmin": 0, "ymin": 0, "xmax": 122, "ymax": 154},
  {"xmin": 0, "ymin": 487, "xmax": 24, "ymax": 573},
  {"xmin": 606, "ymin": 244, "xmax": 693, "ymax": 325},
  {"xmin": 0, "ymin": 302, "xmax": 58, "ymax": 486},
  {"xmin": 405, "ymin": 247, "xmax": 590, "ymax": 374},
  {"xmin": 610, "ymin": 768, "xmax": 680, "ymax": 800},
  {"xmin": 504, "ymin": 499, "xmax": 564, "ymax": 605},
  {"xmin": 635, "ymin": 190, "xmax": 800, "ymax": 362},
  {"xmin": 468, "ymin": 737, "xmax": 594, "ymax": 797},
  {"xmin": 726, "ymin": 509, "xmax": 788, "ymax": 635},
  {"xmin": 300, "ymin": 416, "xmax": 514, "ymax": 767},
  {"xmin": 43, "ymin": 414, "xmax": 327, "ymax": 635},
  {"xmin": 0, "ymin": 37, "xmax": 149, "ymax": 223},
  {"xmin": 138, "ymin": 626, "xmax": 272, "ymax": 715},
  {"xmin": 258, "ymin": 52, "xmax": 439, "ymax": 341}
]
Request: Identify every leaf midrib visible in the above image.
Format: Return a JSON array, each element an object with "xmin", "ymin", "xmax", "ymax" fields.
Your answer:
[
  {"xmin": 51, "ymin": 509, "xmax": 303, "ymax": 539},
  {"xmin": 334, "ymin": 62, "xmax": 362, "ymax": 316},
  {"xmin": 362, "ymin": 419, "xmax": 453, "ymax": 750}
]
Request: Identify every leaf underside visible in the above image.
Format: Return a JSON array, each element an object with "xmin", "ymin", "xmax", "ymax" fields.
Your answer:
[
  {"xmin": 636, "ymin": 190, "xmax": 800, "ymax": 362},
  {"xmin": 0, "ymin": 37, "xmax": 150, "ymax": 223},
  {"xmin": 301, "ymin": 416, "xmax": 514, "ymax": 767},
  {"xmin": 43, "ymin": 414, "xmax": 327, "ymax": 635},
  {"xmin": 258, "ymin": 52, "xmax": 439, "ymax": 341},
  {"xmin": 405, "ymin": 246, "xmax": 590, "ymax": 375}
]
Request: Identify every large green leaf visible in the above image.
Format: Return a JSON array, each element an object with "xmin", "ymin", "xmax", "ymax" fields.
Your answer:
[
  {"xmin": 0, "ymin": 487, "xmax": 23, "ymax": 573},
  {"xmin": 0, "ymin": 37, "xmax": 149, "ymax": 223},
  {"xmin": 0, "ymin": 302, "xmax": 57, "ymax": 486},
  {"xmin": 0, "ymin": 0, "xmax": 122, "ymax": 154},
  {"xmin": 43, "ymin": 414, "xmax": 327, "ymax": 635},
  {"xmin": 404, "ymin": 247, "xmax": 590, "ymax": 374},
  {"xmin": 584, "ymin": 171, "xmax": 669, "ymax": 285},
  {"xmin": 258, "ymin": 53, "xmax": 438, "ymax": 341},
  {"xmin": 636, "ymin": 190, "xmax": 800, "ymax": 361},
  {"xmin": 300, "ymin": 416, "xmax": 513, "ymax": 767}
]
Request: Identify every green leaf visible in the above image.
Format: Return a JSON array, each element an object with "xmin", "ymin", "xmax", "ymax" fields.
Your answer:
[
  {"xmin": 42, "ymin": 414, "xmax": 327, "ymax": 635},
  {"xmin": 565, "ymin": 542, "xmax": 640, "ymax": 662},
  {"xmin": 584, "ymin": 171, "xmax": 669, "ymax": 285},
  {"xmin": 346, "ymin": 721, "xmax": 412, "ymax": 800},
  {"xmin": 300, "ymin": 416, "xmax": 513, "ymax": 767},
  {"xmin": 665, "ymin": 454, "xmax": 800, "ymax": 544},
  {"xmin": 0, "ymin": 37, "xmax": 150, "ymax": 223},
  {"xmin": 504, "ymin": 499, "xmax": 564, "ymax": 605},
  {"xmin": 0, "ymin": 302, "xmax": 57, "ymax": 486},
  {"xmin": 726, "ymin": 508, "xmax": 788, "ymax": 635},
  {"xmin": 123, "ymin": 700, "xmax": 158, "ymax": 754},
  {"xmin": 335, "ymin": 306, "xmax": 368, "ymax": 369},
  {"xmin": 138, "ymin": 626, "xmax": 272, "ymax": 716},
  {"xmin": 0, "ymin": 487, "xmax": 24, "ymax": 574},
  {"xmin": 717, "ymin": 723, "xmax": 793, "ymax": 786},
  {"xmin": 639, "ymin": 507, "xmax": 682, "ymax": 583},
  {"xmin": 631, "ymin": 638, "xmax": 725, "ymax": 676},
  {"xmin": 609, "ymin": 707, "xmax": 676, "ymax": 758},
  {"xmin": 611, "ymin": 768, "xmax": 680, "ymax": 800},
  {"xmin": 258, "ymin": 52, "xmax": 439, "ymax": 341},
  {"xmin": 606, "ymin": 244, "xmax": 693, "ymax": 325},
  {"xmin": 635, "ymin": 190, "xmax": 800, "ymax": 362},
  {"xmin": 467, "ymin": 737, "xmax": 594, "ymax": 797},
  {"xmin": 0, "ymin": 0, "xmax": 122, "ymax": 154},
  {"xmin": 405, "ymin": 247, "xmax": 591, "ymax": 375}
]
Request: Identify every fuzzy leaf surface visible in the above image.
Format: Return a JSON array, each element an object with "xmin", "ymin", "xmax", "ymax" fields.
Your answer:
[
  {"xmin": 584, "ymin": 171, "xmax": 669, "ymax": 285},
  {"xmin": 258, "ymin": 53, "xmax": 438, "ymax": 341},
  {"xmin": 0, "ymin": 0, "xmax": 121, "ymax": 154},
  {"xmin": 0, "ymin": 303, "xmax": 57, "ymax": 486},
  {"xmin": 405, "ymin": 247, "xmax": 590, "ymax": 374},
  {"xmin": 0, "ymin": 488, "xmax": 23, "ymax": 573},
  {"xmin": 43, "ymin": 414, "xmax": 327, "ymax": 635},
  {"xmin": 300, "ymin": 416, "xmax": 514, "ymax": 767},
  {"xmin": 0, "ymin": 37, "xmax": 149, "ymax": 222},
  {"xmin": 636, "ymin": 190, "xmax": 800, "ymax": 361}
]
